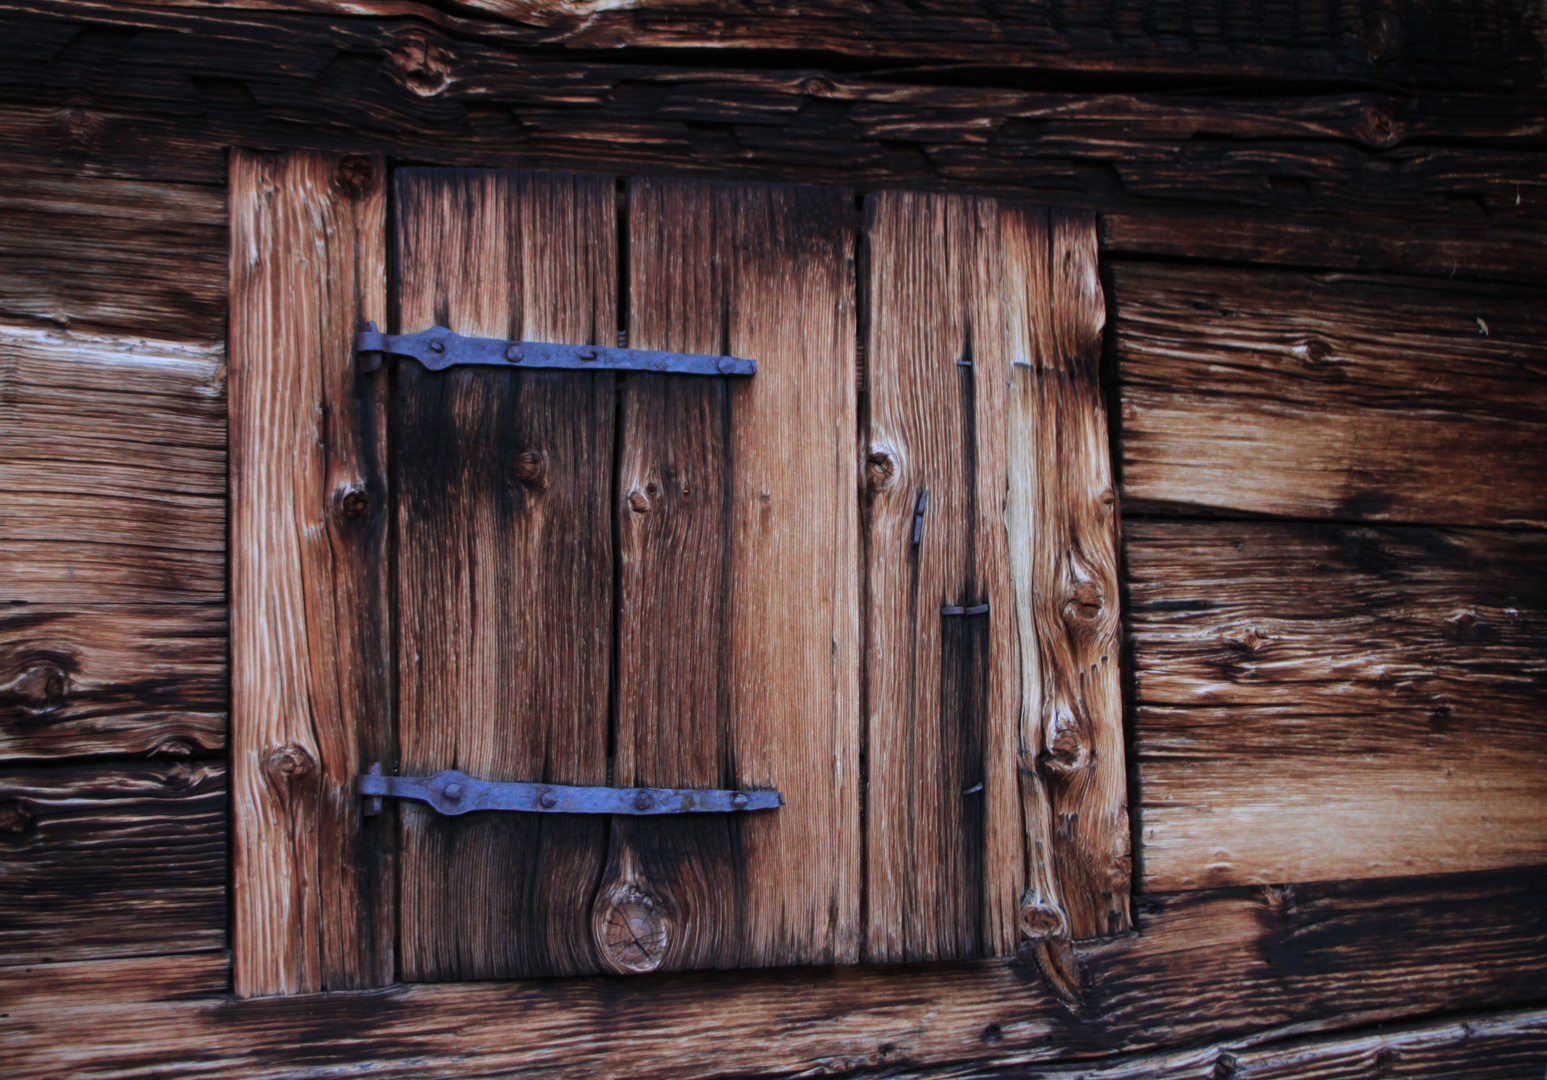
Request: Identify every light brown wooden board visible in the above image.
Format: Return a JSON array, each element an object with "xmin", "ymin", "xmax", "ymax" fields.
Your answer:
[
  {"xmin": 1130, "ymin": 520, "xmax": 1547, "ymax": 890},
  {"xmin": 0, "ymin": 321, "xmax": 225, "ymax": 604},
  {"xmin": 229, "ymin": 150, "xmax": 392, "ymax": 996},
  {"xmin": 608, "ymin": 177, "xmax": 860, "ymax": 971},
  {"xmin": 0, "ymin": 164, "xmax": 226, "ymax": 340},
  {"xmin": 3, "ymin": 866, "xmax": 1545, "ymax": 1079},
  {"xmin": 0, "ymin": 760, "xmax": 225, "ymax": 965},
  {"xmin": 393, "ymin": 167, "xmax": 617, "ymax": 980},
  {"xmin": 0, "ymin": 606, "xmax": 225, "ymax": 759},
  {"xmin": 1113, "ymin": 264, "xmax": 1547, "ymax": 527}
]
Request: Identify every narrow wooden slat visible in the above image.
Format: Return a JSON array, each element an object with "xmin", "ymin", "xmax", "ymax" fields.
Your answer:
[
  {"xmin": 229, "ymin": 149, "xmax": 391, "ymax": 996},
  {"xmin": 0, "ymin": 321, "xmax": 225, "ymax": 604},
  {"xmin": 0, "ymin": 760, "xmax": 225, "ymax": 965},
  {"xmin": 4, "ymin": 866, "xmax": 1546, "ymax": 1079},
  {"xmin": 607, "ymin": 177, "xmax": 860, "ymax": 971},
  {"xmin": 1114, "ymin": 264, "xmax": 1547, "ymax": 527},
  {"xmin": 393, "ymin": 167, "xmax": 616, "ymax": 980},
  {"xmin": 1129, "ymin": 520, "xmax": 1547, "ymax": 891},
  {"xmin": 862, "ymin": 190, "xmax": 1020, "ymax": 962},
  {"xmin": 0, "ymin": 605, "xmax": 225, "ymax": 759},
  {"xmin": 1002, "ymin": 208, "xmax": 1130, "ymax": 941}
]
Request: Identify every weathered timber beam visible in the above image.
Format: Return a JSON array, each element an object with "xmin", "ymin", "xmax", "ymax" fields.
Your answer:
[
  {"xmin": 0, "ymin": 606, "xmax": 225, "ymax": 759},
  {"xmin": 1113, "ymin": 263, "xmax": 1547, "ymax": 527},
  {"xmin": 1, "ymin": 865, "xmax": 1544, "ymax": 1078},
  {"xmin": 4, "ymin": 0, "xmax": 1544, "ymax": 89},
  {"xmin": 0, "ymin": 8, "xmax": 1541, "ymax": 281},
  {"xmin": 1128, "ymin": 520, "xmax": 1547, "ymax": 891},
  {"xmin": 0, "ymin": 321, "xmax": 226, "ymax": 603},
  {"xmin": 0, "ymin": 759, "xmax": 226, "ymax": 965}
]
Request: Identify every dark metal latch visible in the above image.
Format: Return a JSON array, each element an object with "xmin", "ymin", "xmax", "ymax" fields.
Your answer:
[
  {"xmin": 357, "ymin": 323, "xmax": 757, "ymax": 377},
  {"xmin": 359, "ymin": 763, "xmax": 783, "ymax": 817}
]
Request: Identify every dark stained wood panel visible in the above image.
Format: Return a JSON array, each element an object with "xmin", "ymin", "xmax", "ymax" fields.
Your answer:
[
  {"xmin": 4, "ymin": 866, "xmax": 1546, "ymax": 1079},
  {"xmin": 0, "ymin": 606, "xmax": 225, "ymax": 760},
  {"xmin": 1129, "ymin": 520, "xmax": 1547, "ymax": 890},
  {"xmin": 608, "ymin": 177, "xmax": 860, "ymax": 971},
  {"xmin": 1114, "ymin": 264, "xmax": 1547, "ymax": 527},
  {"xmin": 0, "ymin": 165, "xmax": 226, "ymax": 339},
  {"xmin": 862, "ymin": 190, "xmax": 1020, "ymax": 962},
  {"xmin": 0, "ymin": 760, "xmax": 225, "ymax": 965},
  {"xmin": 0, "ymin": 321, "xmax": 225, "ymax": 604},
  {"xmin": 229, "ymin": 150, "xmax": 392, "ymax": 996},
  {"xmin": 393, "ymin": 167, "xmax": 616, "ymax": 980}
]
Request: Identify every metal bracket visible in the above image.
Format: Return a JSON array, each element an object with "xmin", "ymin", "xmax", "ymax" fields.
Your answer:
[
  {"xmin": 359, "ymin": 764, "xmax": 783, "ymax": 817},
  {"xmin": 356, "ymin": 323, "xmax": 757, "ymax": 377}
]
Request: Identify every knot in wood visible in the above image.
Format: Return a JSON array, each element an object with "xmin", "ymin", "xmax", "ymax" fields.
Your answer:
[
  {"xmin": 1355, "ymin": 106, "xmax": 1402, "ymax": 149},
  {"xmin": 51, "ymin": 94, "xmax": 103, "ymax": 153},
  {"xmin": 598, "ymin": 885, "xmax": 668, "ymax": 973},
  {"xmin": 1042, "ymin": 707, "xmax": 1090, "ymax": 775},
  {"xmin": 263, "ymin": 742, "xmax": 316, "ymax": 787},
  {"xmin": 0, "ymin": 798, "xmax": 34, "ymax": 837},
  {"xmin": 151, "ymin": 737, "xmax": 195, "ymax": 759},
  {"xmin": 1018, "ymin": 899, "xmax": 1067, "ymax": 942},
  {"xmin": 334, "ymin": 156, "xmax": 377, "ymax": 200},
  {"xmin": 865, "ymin": 447, "xmax": 896, "ymax": 491},
  {"xmin": 1293, "ymin": 337, "xmax": 1336, "ymax": 366},
  {"xmin": 339, "ymin": 486, "xmax": 371, "ymax": 519},
  {"xmin": 1062, "ymin": 579, "xmax": 1104, "ymax": 623},
  {"xmin": 10, "ymin": 660, "xmax": 68, "ymax": 716},
  {"xmin": 389, "ymin": 34, "xmax": 454, "ymax": 98},
  {"xmin": 512, "ymin": 449, "xmax": 546, "ymax": 487},
  {"xmin": 627, "ymin": 487, "xmax": 651, "ymax": 514}
]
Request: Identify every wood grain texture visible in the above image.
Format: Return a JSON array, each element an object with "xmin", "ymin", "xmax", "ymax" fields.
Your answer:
[
  {"xmin": 1002, "ymin": 208, "xmax": 1130, "ymax": 940},
  {"xmin": 0, "ymin": 165, "xmax": 225, "ymax": 339},
  {"xmin": 863, "ymin": 190, "xmax": 1020, "ymax": 962},
  {"xmin": 0, "ymin": 605, "xmax": 225, "ymax": 760},
  {"xmin": 393, "ymin": 167, "xmax": 616, "ymax": 980},
  {"xmin": 3, "ymin": 866, "xmax": 1546, "ymax": 1079},
  {"xmin": 1129, "ymin": 520, "xmax": 1547, "ymax": 890},
  {"xmin": 0, "ymin": 9, "xmax": 1543, "ymax": 282},
  {"xmin": 610, "ymin": 177, "xmax": 859, "ymax": 971},
  {"xmin": 0, "ymin": 760, "xmax": 225, "ymax": 965},
  {"xmin": 1114, "ymin": 264, "xmax": 1547, "ymax": 527},
  {"xmin": 229, "ymin": 149, "xmax": 391, "ymax": 997},
  {"xmin": 0, "ymin": 320, "xmax": 225, "ymax": 603}
]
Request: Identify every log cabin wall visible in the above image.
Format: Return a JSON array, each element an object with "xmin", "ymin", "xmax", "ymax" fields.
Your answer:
[{"xmin": 1, "ymin": 1, "xmax": 1545, "ymax": 1075}]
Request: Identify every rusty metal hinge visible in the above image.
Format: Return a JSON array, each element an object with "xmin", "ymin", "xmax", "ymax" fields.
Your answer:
[
  {"xmin": 356, "ymin": 323, "xmax": 757, "ymax": 377},
  {"xmin": 359, "ymin": 763, "xmax": 782, "ymax": 817}
]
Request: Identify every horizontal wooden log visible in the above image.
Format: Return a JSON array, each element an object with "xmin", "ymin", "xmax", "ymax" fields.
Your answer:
[
  {"xmin": 0, "ymin": 760, "xmax": 226, "ymax": 965},
  {"xmin": 0, "ymin": 606, "xmax": 225, "ymax": 759},
  {"xmin": 0, "ymin": 321, "xmax": 226, "ymax": 603},
  {"xmin": 1, "ymin": 865, "xmax": 1544, "ymax": 1078},
  {"xmin": 0, "ymin": 7, "xmax": 1543, "ymax": 281},
  {"xmin": 0, "ymin": 165, "xmax": 225, "ymax": 339},
  {"xmin": 1128, "ymin": 521, "xmax": 1547, "ymax": 891},
  {"xmin": 11, "ymin": 0, "xmax": 1547, "ymax": 89},
  {"xmin": 1113, "ymin": 264, "xmax": 1547, "ymax": 526}
]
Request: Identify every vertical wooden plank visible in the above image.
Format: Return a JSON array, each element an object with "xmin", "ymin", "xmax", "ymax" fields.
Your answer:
[
  {"xmin": 1004, "ymin": 207, "xmax": 1131, "ymax": 940},
  {"xmin": 394, "ymin": 168, "xmax": 616, "ymax": 980},
  {"xmin": 230, "ymin": 150, "xmax": 392, "ymax": 997},
  {"xmin": 862, "ymin": 190, "xmax": 1021, "ymax": 963},
  {"xmin": 602, "ymin": 177, "xmax": 860, "ymax": 972}
]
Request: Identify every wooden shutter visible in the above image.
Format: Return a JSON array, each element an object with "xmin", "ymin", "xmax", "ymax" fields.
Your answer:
[{"xmin": 231, "ymin": 157, "xmax": 1130, "ymax": 995}]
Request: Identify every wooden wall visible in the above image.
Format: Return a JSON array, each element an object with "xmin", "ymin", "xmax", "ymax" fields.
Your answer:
[{"xmin": 1, "ymin": 1, "xmax": 1544, "ymax": 1075}]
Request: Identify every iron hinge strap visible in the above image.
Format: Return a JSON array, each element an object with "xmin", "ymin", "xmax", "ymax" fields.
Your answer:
[
  {"xmin": 356, "ymin": 323, "xmax": 757, "ymax": 377},
  {"xmin": 359, "ymin": 764, "xmax": 783, "ymax": 817}
]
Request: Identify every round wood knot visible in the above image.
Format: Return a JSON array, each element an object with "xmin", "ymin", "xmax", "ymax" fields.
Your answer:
[
  {"xmin": 11, "ymin": 660, "xmax": 68, "ymax": 716},
  {"xmin": 1355, "ymin": 106, "xmax": 1401, "ymax": 149},
  {"xmin": 389, "ymin": 34, "xmax": 453, "ymax": 98},
  {"xmin": 334, "ymin": 155, "xmax": 377, "ymax": 200},
  {"xmin": 598, "ymin": 886, "xmax": 668, "ymax": 973},
  {"xmin": 339, "ymin": 486, "xmax": 371, "ymax": 519},
  {"xmin": 1293, "ymin": 337, "xmax": 1336, "ymax": 366},
  {"xmin": 865, "ymin": 447, "xmax": 896, "ymax": 491},
  {"xmin": 0, "ymin": 798, "xmax": 34, "ymax": 837},
  {"xmin": 263, "ymin": 743, "xmax": 316, "ymax": 787},
  {"xmin": 1042, "ymin": 708, "xmax": 1090, "ymax": 775},
  {"xmin": 512, "ymin": 450, "xmax": 546, "ymax": 487},
  {"xmin": 1062, "ymin": 580, "xmax": 1104, "ymax": 623},
  {"xmin": 627, "ymin": 488, "xmax": 651, "ymax": 515},
  {"xmin": 1018, "ymin": 900, "xmax": 1067, "ymax": 942}
]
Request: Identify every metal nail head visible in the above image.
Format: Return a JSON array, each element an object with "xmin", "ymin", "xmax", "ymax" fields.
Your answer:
[
  {"xmin": 633, "ymin": 790, "xmax": 655, "ymax": 812},
  {"xmin": 732, "ymin": 791, "xmax": 748, "ymax": 808},
  {"xmin": 505, "ymin": 345, "xmax": 521, "ymax": 362},
  {"xmin": 443, "ymin": 782, "xmax": 463, "ymax": 802}
]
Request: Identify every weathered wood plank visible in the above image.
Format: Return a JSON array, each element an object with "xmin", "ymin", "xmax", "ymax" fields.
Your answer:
[
  {"xmin": 0, "ymin": 321, "xmax": 225, "ymax": 603},
  {"xmin": 230, "ymin": 149, "xmax": 391, "ymax": 996},
  {"xmin": 0, "ymin": 760, "xmax": 225, "ymax": 965},
  {"xmin": 610, "ymin": 177, "xmax": 860, "ymax": 971},
  {"xmin": 863, "ymin": 190, "xmax": 1019, "ymax": 962},
  {"xmin": 393, "ymin": 167, "xmax": 616, "ymax": 980},
  {"xmin": 8, "ymin": 0, "xmax": 1546, "ymax": 88},
  {"xmin": 0, "ymin": 165, "xmax": 225, "ymax": 339},
  {"xmin": 3, "ymin": 866, "xmax": 1545, "ymax": 1079},
  {"xmin": 0, "ymin": 605, "xmax": 225, "ymax": 759},
  {"xmin": 1129, "ymin": 520, "xmax": 1547, "ymax": 891},
  {"xmin": 1002, "ymin": 207, "xmax": 1130, "ymax": 941},
  {"xmin": 1114, "ymin": 264, "xmax": 1547, "ymax": 526}
]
